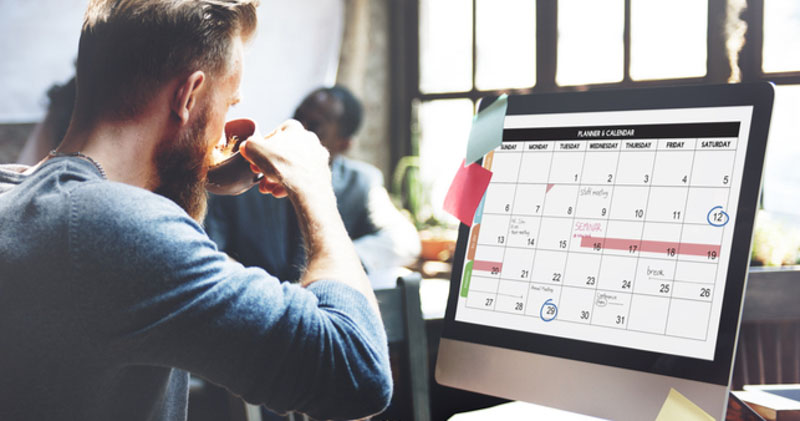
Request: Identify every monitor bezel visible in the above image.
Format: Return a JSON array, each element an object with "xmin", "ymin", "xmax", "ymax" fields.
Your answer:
[{"xmin": 440, "ymin": 82, "xmax": 774, "ymax": 386}]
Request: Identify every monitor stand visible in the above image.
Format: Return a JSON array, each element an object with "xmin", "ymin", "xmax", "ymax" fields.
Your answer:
[{"xmin": 436, "ymin": 338, "xmax": 730, "ymax": 421}]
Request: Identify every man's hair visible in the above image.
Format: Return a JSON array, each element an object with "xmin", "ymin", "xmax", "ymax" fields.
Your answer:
[{"xmin": 75, "ymin": 0, "xmax": 258, "ymax": 123}]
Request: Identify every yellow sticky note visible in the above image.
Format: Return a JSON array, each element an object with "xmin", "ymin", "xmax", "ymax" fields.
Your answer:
[{"xmin": 655, "ymin": 388, "xmax": 715, "ymax": 421}]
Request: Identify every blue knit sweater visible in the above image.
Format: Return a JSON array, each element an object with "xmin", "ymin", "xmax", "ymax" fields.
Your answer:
[{"xmin": 0, "ymin": 157, "xmax": 392, "ymax": 420}]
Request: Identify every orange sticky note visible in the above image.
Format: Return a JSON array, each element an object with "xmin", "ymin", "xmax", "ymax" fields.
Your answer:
[{"xmin": 443, "ymin": 160, "xmax": 493, "ymax": 226}]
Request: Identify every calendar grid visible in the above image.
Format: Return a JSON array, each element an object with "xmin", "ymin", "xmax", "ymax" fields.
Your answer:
[
  {"xmin": 522, "ymin": 140, "xmax": 557, "ymax": 319},
  {"xmin": 554, "ymin": 141, "xmax": 590, "ymax": 322},
  {"xmin": 587, "ymin": 142, "xmax": 624, "ymax": 327},
  {"xmin": 463, "ymin": 301, "xmax": 710, "ymax": 342},
  {"xmin": 661, "ymin": 140, "xmax": 699, "ymax": 335},
  {"xmin": 482, "ymin": 149, "xmax": 526, "ymax": 313},
  {"xmin": 619, "ymin": 139, "xmax": 660, "ymax": 332},
  {"xmin": 461, "ymin": 119, "xmax": 744, "ymax": 351},
  {"xmin": 702, "ymin": 134, "xmax": 743, "ymax": 341}
]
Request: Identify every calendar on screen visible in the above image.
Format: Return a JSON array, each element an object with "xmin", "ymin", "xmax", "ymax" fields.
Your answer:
[{"xmin": 454, "ymin": 106, "xmax": 754, "ymax": 361}]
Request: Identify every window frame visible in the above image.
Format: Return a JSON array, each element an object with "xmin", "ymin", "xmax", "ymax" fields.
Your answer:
[{"xmin": 388, "ymin": 0, "xmax": 800, "ymax": 177}]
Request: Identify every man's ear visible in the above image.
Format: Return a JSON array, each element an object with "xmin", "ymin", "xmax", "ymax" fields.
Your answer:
[{"xmin": 172, "ymin": 71, "xmax": 205, "ymax": 124}]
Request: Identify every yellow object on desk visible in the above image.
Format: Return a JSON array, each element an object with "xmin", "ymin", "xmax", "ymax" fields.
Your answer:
[{"xmin": 656, "ymin": 388, "xmax": 715, "ymax": 421}]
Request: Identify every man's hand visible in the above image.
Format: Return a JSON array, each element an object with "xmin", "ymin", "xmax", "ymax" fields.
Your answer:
[
  {"xmin": 237, "ymin": 119, "xmax": 379, "ymax": 313},
  {"xmin": 239, "ymin": 119, "xmax": 330, "ymax": 199}
]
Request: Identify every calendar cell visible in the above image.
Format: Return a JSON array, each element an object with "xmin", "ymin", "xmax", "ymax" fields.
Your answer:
[
  {"xmin": 477, "ymin": 214, "xmax": 511, "ymax": 246},
  {"xmin": 542, "ymin": 185, "xmax": 579, "ymax": 217},
  {"xmin": 496, "ymin": 280, "xmax": 529, "ymax": 314},
  {"xmin": 690, "ymin": 150, "xmax": 736, "ymax": 187},
  {"xmin": 472, "ymin": 245, "xmax": 505, "ymax": 277},
  {"xmin": 677, "ymin": 224, "xmax": 724, "ymax": 263},
  {"xmin": 513, "ymin": 184, "xmax": 547, "ymax": 216},
  {"xmin": 675, "ymin": 261, "xmax": 718, "ymax": 284},
  {"xmin": 518, "ymin": 145, "xmax": 554, "ymax": 183},
  {"xmin": 563, "ymin": 253, "xmax": 601, "ymax": 288},
  {"xmin": 466, "ymin": 290, "xmax": 498, "ymax": 310},
  {"xmin": 506, "ymin": 216, "xmax": 542, "ymax": 249},
  {"xmin": 483, "ymin": 183, "xmax": 517, "ymax": 214},
  {"xmin": 671, "ymin": 282, "xmax": 713, "ymax": 302},
  {"xmin": 525, "ymin": 283, "xmax": 562, "ymax": 318},
  {"xmin": 644, "ymin": 187, "xmax": 689, "ymax": 223},
  {"xmin": 570, "ymin": 219, "xmax": 607, "ymax": 253},
  {"xmin": 651, "ymin": 151, "xmax": 695, "ymax": 186},
  {"xmin": 575, "ymin": 186, "xmax": 613, "ymax": 219},
  {"xmin": 615, "ymin": 150, "xmax": 656, "ymax": 185},
  {"xmin": 549, "ymin": 152, "xmax": 586, "ymax": 184},
  {"xmin": 666, "ymin": 299, "xmax": 711, "ymax": 339},
  {"xmin": 602, "ymin": 220, "xmax": 645, "ymax": 257},
  {"xmin": 634, "ymin": 258, "xmax": 675, "ymax": 296},
  {"xmin": 581, "ymin": 150, "xmax": 620, "ymax": 185},
  {"xmin": 490, "ymin": 149, "xmax": 523, "ymax": 183},
  {"xmin": 608, "ymin": 186, "xmax": 651, "ymax": 221},
  {"xmin": 597, "ymin": 255, "xmax": 637, "ymax": 293},
  {"xmin": 530, "ymin": 250, "xmax": 567, "ymax": 284},
  {"xmin": 468, "ymin": 276, "xmax": 499, "ymax": 294},
  {"xmin": 500, "ymin": 247, "xmax": 536, "ymax": 281},
  {"xmin": 591, "ymin": 291, "xmax": 632, "ymax": 329},
  {"xmin": 536, "ymin": 217, "xmax": 575, "ymax": 251},
  {"xmin": 684, "ymin": 187, "xmax": 731, "ymax": 225},
  {"xmin": 627, "ymin": 295, "xmax": 670, "ymax": 334},
  {"xmin": 639, "ymin": 222, "xmax": 682, "ymax": 259},
  {"xmin": 558, "ymin": 287, "xmax": 596, "ymax": 323}
]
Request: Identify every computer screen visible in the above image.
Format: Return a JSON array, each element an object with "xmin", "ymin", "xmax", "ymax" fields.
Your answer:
[
  {"xmin": 455, "ymin": 106, "xmax": 751, "ymax": 362},
  {"xmin": 437, "ymin": 83, "xmax": 774, "ymax": 421}
]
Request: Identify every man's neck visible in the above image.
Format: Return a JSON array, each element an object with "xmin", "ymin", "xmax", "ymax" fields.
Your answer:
[{"xmin": 54, "ymin": 116, "xmax": 167, "ymax": 191}]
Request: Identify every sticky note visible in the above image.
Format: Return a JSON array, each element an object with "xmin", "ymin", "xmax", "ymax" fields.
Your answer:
[
  {"xmin": 443, "ymin": 159, "xmax": 493, "ymax": 226},
  {"xmin": 655, "ymin": 388, "xmax": 715, "ymax": 421},
  {"xmin": 473, "ymin": 193, "xmax": 487, "ymax": 224},
  {"xmin": 466, "ymin": 94, "xmax": 509, "ymax": 165}
]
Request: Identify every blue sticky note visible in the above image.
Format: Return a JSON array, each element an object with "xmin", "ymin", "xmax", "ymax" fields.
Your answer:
[
  {"xmin": 465, "ymin": 94, "xmax": 509, "ymax": 165},
  {"xmin": 473, "ymin": 192, "xmax": 487, "ymax": 224}
]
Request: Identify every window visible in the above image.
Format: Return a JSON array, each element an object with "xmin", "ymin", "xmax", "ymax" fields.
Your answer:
[
  {"xmin": 404, "ymin": 0, "xmax": 800, "ymax": 226},
  {"xmin": 630, "ymin": 0, "xmax": 707, "ymax": 80},
  {"xmin": 762, "ymin": 0, "xmax": 800, "ymax": 74},
  {"xmin": 557, "ymin": 0, "xmax": 624, "ymax": 86}
]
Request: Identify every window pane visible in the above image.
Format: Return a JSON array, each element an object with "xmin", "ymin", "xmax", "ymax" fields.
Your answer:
[
  {"xmin": 417, "ymin": 99, "xmax": 475, "ymax": 224},
  {"xmin": 763, "ymin": 0, "xmax": 800, "ymax": 73},
  {"xmin": 419, "ymin": 0, "xmax": 472, "ymax": 93},
  {"xmin": 630, "ymin": 0, "xmax": 707, "ymax": 80},
  {"xmin": 475, "ymin": 0, "xmax": 536, "ymax": 90},
  {"xmin": 763, "ymin": 85, "xmax": 800, "ymax": 216},
  {"xmin": 557, "ymin": 0, "xmax": 623, "ymax": 86}
]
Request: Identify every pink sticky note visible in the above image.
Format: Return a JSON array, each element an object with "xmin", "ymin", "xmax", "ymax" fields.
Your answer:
[{"xmin": 443, "ymin": 160, "xmax": 493, "ymax": 226}]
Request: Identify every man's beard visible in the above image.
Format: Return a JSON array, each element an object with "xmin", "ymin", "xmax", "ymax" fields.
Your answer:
[{"xmin": 153, "ymin": 109, "xmax": 213, "ymax": 223}]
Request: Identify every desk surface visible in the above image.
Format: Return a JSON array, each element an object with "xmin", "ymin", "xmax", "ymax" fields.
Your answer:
[{"xmin": 448, "ymin": 401, "xmax": 608, "ymax": 420}]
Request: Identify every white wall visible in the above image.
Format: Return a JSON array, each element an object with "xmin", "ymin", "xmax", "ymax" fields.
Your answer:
[{"xmin": 0, "ymin": 0, "xmax": 344, "ymax": 127}]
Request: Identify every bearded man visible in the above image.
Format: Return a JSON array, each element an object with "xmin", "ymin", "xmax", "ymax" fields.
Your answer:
[{"xmin": 0, "ymin": 1, "xmax": 391, "ymax": 420}]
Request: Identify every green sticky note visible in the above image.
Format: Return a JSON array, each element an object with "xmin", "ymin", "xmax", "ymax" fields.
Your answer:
[
  {"xmin": 460, "ymin": 261, "xmax": 473, "ymax": 297},
  {"xmin": 466, "ymin": 94, "xmax": 509, "ymax": 165},
  {"xmin": 655, "ymin": 388, "xmax": 714, "ymax": 421}
]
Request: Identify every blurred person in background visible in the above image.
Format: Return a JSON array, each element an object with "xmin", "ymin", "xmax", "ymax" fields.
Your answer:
[
  {"xmin": 206, "ymin": 86, "xmax": 420, "ymax": 289},
  {"xmin": 16, "ymin": 76, "xmax": 75, "ymax": 165}
]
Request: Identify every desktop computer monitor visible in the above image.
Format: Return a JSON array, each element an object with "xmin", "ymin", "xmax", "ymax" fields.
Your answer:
[{"xmin": 436, "ymin": 83, "xmax": 774, "ymax": 420}]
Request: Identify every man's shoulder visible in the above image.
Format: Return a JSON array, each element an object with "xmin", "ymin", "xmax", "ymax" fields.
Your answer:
[{"xmin": 71, "ymin": 179, "xmax": 187, "ymax": 224}]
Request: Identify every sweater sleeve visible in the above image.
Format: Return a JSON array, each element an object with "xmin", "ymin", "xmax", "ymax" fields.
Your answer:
[{"xmin": 68, "ymin": 183, "xmax": 392, "ymax": 420}]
